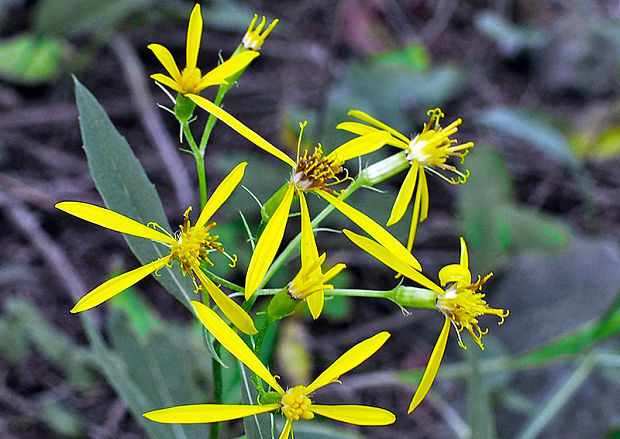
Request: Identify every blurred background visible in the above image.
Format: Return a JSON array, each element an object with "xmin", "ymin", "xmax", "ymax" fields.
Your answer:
[{"xmin": 0, "ymin": 0, "xmax": 619, "ymax": 438}]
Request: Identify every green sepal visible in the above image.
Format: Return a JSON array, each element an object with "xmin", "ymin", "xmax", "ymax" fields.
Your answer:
[
  {"xmin": 174, "ymin": 93, "xmax": 196, "ymax": 123},
  {"xmin": 267, "ymin": 288, "xmax": 298, "ymax": 321},
  {"xmin": 259, "ymin": 391, "xmax": 281, "ymax": 405},
  {"xmin": 257, "ymin": 183, "xmax": 297, "ymax": 239}
]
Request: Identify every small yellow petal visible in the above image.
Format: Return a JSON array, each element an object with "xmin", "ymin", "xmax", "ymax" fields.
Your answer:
[
  {"xmin": 299, "ymin": 192, "xmax": 319, "ymax": 266},
  {"xmin": 278, "ymin": 419, "xmax": 292, "ymax": 439},
  {"xmin": 348, "ymin": 109, "xmax": 411, "ymax": 144},
  {"xmin": 306, "ymin": 289, "xmax": 324, "ymax": 320},
  {"xmin": 186, "ymin": 4, "xmax": 203, "ymax": 70},
  {"xmin": 386, "ymin": 163, "xmax": 419, "ymax": 226},
  {"xmin": 328, "ymin": 131, "xmax": 390, "ymax": 163},
  {"xmin": 306, "ymin": 331, "xmax": 390, "ymax": 394},
  {"xmin": 197, "ymin": 51, "xmax": 260, "ymax": 90},
  {"xmin": 342, "ymin": 230, "xmax": 443, "ymax": 295},
  {"xmin": 311, "ymin": 404, "xmax": 396, "ymax": 426},
  {"xmin": 245, "ymin": 184, "xmax": 295, "ymax": 299},
  {"xmin": 438, "ymin": 263, "xmax": 471, "ymax": 287},
  {"xmin": 408, "ymin": 318, "xmax": 450, "ymax": 413},
  {"xmin": 149, "ymin": 73, "xmax": 183, "ymax": 94},
  {"xmin": 336, "ymin": 122, "xmax": 409, "ymax": 149},
  {"xmin": 191, "ymin": 301, "xmax": 285, "ymax": 394},
  {"xmin": 196, "ymin": 162, "xmax": 246, "ymax": 229},
  {"xmin": 188, "ymin": 94, "xmax": 296, "ymax": 168},
  {"xmin": 418, "ymin": 168, "xmax": 429, "ymax": 222},
  {"xmin": 55, "ymin": 202, "xmax": 175, "ymax": 245},
  {"xmin": 147, "ymin": 43, "xmax": 182, "ymax": 82},
  {"xmin": 194, "ymin": 269, "xmax": 257, "ymax": 335},
  {"xmin": 71, "ymin": 257, "xmax": 170, "ymax": 313},
  {"xmin": 318, "ymin": 192, "xmax": 421, "ymax": 271},
  {"xmin": 459, "ymin": 236, "xmax": 469, "ymax": 269},
  {"xmin": 406, "ymin": 168, "xmax": 424, "ymax": 252},
  {"xmin": 144, "ymin": 403, "xmax": 279, "ymax": 424}
]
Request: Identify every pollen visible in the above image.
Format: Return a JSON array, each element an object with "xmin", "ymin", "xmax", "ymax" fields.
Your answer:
[
  {"xmin": 406, "ymin": 108, "xmax": 474, "ymax": 184},
  {"xmin": 280, "ymin": 385, "xmax": 314, "ymax": 421},
  {"xmin": 169, "ymin": 207, "xmax": 227, "ymax": 287},
  {"xmin": 436, "ymin": 273, "xmax": 509, "ymax": 350},
  {"xmin": 291, "ymin": 145, "xmax": 347, "ymax": 193}
]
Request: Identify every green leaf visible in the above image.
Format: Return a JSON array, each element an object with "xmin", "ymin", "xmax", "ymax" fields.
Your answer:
[
  {"xmin": 0, "ymin": 34, "xmax": 64, "ymax": 84},
  {"xmin": 33, "ymin": 0, "xmax": 155, "ymax": 37},
  {"xmin": 458, "ymin": 146, "xmax": 572, "ymax": 272},
  {"xmin": 108, "ymin": 283, "xmax": 161, "ymax": 337},
  {"xmin": 372, "ymin": 43, "xmax": 430, "ymax": 71},
  {"xmin": 464, "ymin": 348, "xmax": 497, "ymax": 439},
  {"xmin": 40, "ymin": 397, "xmax": 87, "ymax": 438},
  {"xmin": 73, "ymin": 77, "xmax": 194, "ymax": 309},
  {"xmin": 475, "ymin": 107, "xmax": 580, "ymax": 169},
  {"xmin": 474, "ymin": 11, "xmax": 545, "ymax": 54}
]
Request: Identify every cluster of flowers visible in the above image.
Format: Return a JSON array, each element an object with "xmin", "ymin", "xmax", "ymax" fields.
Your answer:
[{"xmin": 56, "ymin": 5, "xmax": 508, "ymax": 438}]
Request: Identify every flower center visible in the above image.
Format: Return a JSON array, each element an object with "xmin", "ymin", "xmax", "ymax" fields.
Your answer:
[
  {"xmin": 179, "ymin": 66, "xmax": 203, "ymax": 94},
  {"xmin": 291, "ymin": 145, "xmax": 346, "ymax": 193},
  {"xmin": 280, "ymin": 385, "xmax": 314, "ymax": 421},
  {"xmin": 436, "ymin": 273, "xmax": 509, "ymax": 350},
  {"xmin": 169, "ymin": 207, "xmax": 225, "ymax": 283},
  {"xmin": 406, "ymin": 108, "xmax": 473, "ymax": 184}
]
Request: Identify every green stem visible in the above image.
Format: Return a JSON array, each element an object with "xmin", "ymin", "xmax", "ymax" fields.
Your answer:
[
  {"xmin": 199, "ymin": 85, "xmax": 229, "ymax": 152},
  {"xmin": 253, "ymin": 316, "xmax": 275, "ymax": 356},
  {"xmin": 209, "ymin": 341, "xmax": 223, "ymax": 439},
  {"xmin": 182, "ymin": 121, "xmax": 208, "ymax": 209}
]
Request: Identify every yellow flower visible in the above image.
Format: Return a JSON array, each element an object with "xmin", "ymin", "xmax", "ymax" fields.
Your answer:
[
  {"xmin": 186, "ymin": 94, "xmax": 423, "ymax": 299},
  {"xmin": 343, "ymin": 230, "xmax": 508, "ymax": 413},
  {"xmin": 242, "ymin": 14, "xmax": 279, "ymax": 50},
  {"xmin": 144, "ymin": 302, "xmax": 395, "ymax": 437},
  {"xmin": 148, "ymin": 4, "xmax": 259, "ymax": 95},
  {"xmin": 55, "ymin": 163, "xmax": 256, "ymax": 335},
  {"xmin": 338, "ymin": 108, "xmax": 474, "ymax": 251}
]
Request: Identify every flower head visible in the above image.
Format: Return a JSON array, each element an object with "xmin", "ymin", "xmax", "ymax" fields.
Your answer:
[
  {"xmin": 56, "ymin": 162, "xmax": 256, "ymax": 335},
  {"xmin": 342, "ymin": 230, "xmax": 507, "ymax": 413},
  {"xmin": 187, "ymin": 95, "xmax": 422, "ymax": 299},
  {"xmin": 148, "ymin": 4, "xmax": 259, "ymax": 95},
  {"xmin": 144, "ymin": 302, "xmax": 395, "ymax": 437},
  {"xmin": 338, "ymin": 108, "xmax": 474, "ymax": 251},
  {"xmin": 242, "ymin": 14, "xmax": 279, "ymax": 50}
]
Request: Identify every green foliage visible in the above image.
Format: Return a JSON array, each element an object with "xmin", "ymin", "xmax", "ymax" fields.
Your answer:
[
  {"xmin": 474, "ymin": 11, "xmax": 546, "ymax": 55},
  {"xmin": 40, "ymin": 397, "xmax": 87, "ymax": 438},
  {"xmin": 458, "ymin": 146, "xmax": 572, "ymax": 272},
  {"xmin": 74, "ymin": 77, "xmax": 195, "ymax": 309},
  {"xmin": 0, "ymin": 34, "xmax": 64, "ymax": 84}
]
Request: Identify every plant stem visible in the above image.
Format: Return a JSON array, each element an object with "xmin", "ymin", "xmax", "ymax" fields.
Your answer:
[
  {"xmin": 182, "ymin": 121, "xmax": 208, "ymax": 209},
  {"xmin": 209, "ymin": 341, "xmax": 223, "ymax": 439}
]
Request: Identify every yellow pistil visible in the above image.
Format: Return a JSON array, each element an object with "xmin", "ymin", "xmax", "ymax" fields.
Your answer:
[
  {"xmin": 242, "ymin": 14, "xmax": 279, "ymax": 50},
  {"xmin": 280, "ymin": 386, "xmax": 315, "ymax": 421},
  {"xmin": 169, "ymin": 207, "xmax": 236, "ymax": 290},
  {"xmin": 291, "ymin": 145, "xmax": 349, "ymax": 193},
  {"xmin": 407, "ymin": 108, "xmax": 473, "ymax": 184},
  {"xmin": 436, "ymin": 273, "xmax": 508, "ymax": 350}
]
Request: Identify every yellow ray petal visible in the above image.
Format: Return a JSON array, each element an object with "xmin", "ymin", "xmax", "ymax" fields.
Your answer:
[
  {"xmin": 406, "ymin": 168, "xmax": 424, "ymax": 252},
  {"xmin": 311, "ymin": 404, "xmax": 396, "ymax": 426},
  {"xmin": 336, "ymin": 122, "xmax": 409, "ymax": 149},
  {"xmin": 408, "ymin": 317, "xmax": 450, "ymax": 413},
  {"xmin": 299, "ymin": 192, "xmax": 319, "ymax": 266},
  {"xmin": 278, "ymin": 419, "xmax": 292, "ymax": 439},
  {"xmin": 306, "ymin": 331, "xmax": 390, "ymax": 394},
  {"xmin": 197, "ymin": 51, "xmax": 260, "ymax": 90},
  {"xmin": 144, "ymin": 403, "xmax": 279, "ymax": 424},
  {"xmin": 196, "ymin": 162, "xmax": 246, "ymax": 228},
  {"xmin": 342, "ymin": 230, "xmax": 443, "ymax": 295},
  {"xmin": 191, "ymin": 301, "xmax": 285, "ymax": 394},
  {"xmin": 328, "ymin": 131, "xmax": 390, "ymax": 163},
  {"xmin": 245, "ymin": 184, "xmax": 295, "ymax": 299},
  {"xmin": 194, "ymin": 269, "xmax": 257, "ymax": 335},
  {"xmin": 185, "ymin": 4, "xmax": 202, "ymax": 70},
  {"xmin": 188, "ymin": 94, "xmax": 296, "ymax": 168},
  {"xmin": 348, "ymin": 110, "xmax": 411, "ymax": 144},
  {"xmin": 149, "ymin": 73, "xmax": 183, "ymax": 94},
  {"xmin": 386, "ymin": 163, "xmax": 419, "ymax": 226},
  {"xmin": 56, "ymin": 202, "xmax": 175, "ymax": 245},
  {"xmin": 147, "ymin": 44, "xmax": 182, "ymax": 82},
  {"xmin": 418, "ymin": 168, "xmax": 429, "ymax": 222},
  {"xmin": 317, "ymin": 192, "xmax": 421, "ymax": 271},
  {"xmin": 459, "ymin": 236, "xmax": 469, "ymax": 269},
  {"xmin": 438, "ymin": 263, "xmax": 471, "ymax": 287},
  {"xmin": 71, "ymin": 257, "xmax": 170, "ymax": 313},
  {"xmin": 306, "ymin": 290, "xmax": 324, "ymax": 320}
]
